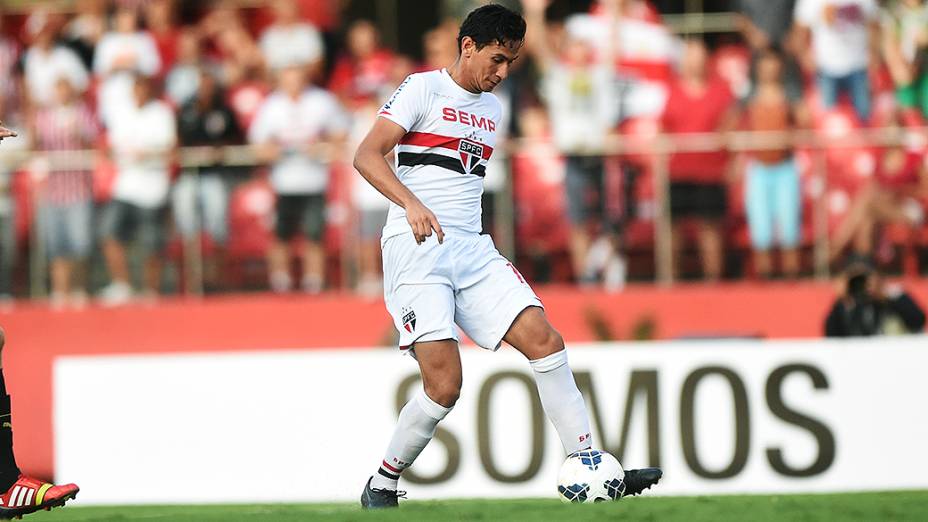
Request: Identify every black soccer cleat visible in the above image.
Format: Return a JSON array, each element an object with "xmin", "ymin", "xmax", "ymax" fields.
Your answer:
[
  {"xmin": 622, "ymin": 467, "xmax": 662, "ymax": 497},
  {"xmin": 360, "ymin": 477, "xmax": 406, "ymax": 509}
]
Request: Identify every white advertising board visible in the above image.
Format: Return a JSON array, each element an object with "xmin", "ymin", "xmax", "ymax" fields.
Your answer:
[{"xmin": 54, "ymin": 336, "xmax": 928, "ymax": 504}]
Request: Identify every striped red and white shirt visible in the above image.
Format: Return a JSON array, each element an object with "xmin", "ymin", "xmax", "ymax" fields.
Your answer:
[
  {"xmin": 377, "ymin": 69, "xmax": 502, "ymax": 238},
  {"xmin": 33, "ymin": 102, "xmax": 99, "ymax": 205}
]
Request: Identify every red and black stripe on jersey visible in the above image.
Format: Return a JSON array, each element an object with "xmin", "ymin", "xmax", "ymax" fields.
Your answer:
[
  {"xmin": 397, "ymin": 152, "xmax": 486, "ymax": 177},
  {"xmin": 397, "ymin": 131, "xmax": 493, "ymax": 177}
]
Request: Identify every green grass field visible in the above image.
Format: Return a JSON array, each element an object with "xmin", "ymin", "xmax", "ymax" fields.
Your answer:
[{"xmin": 26, "ymin": 491, "xmax": 928, "ymax": 521}]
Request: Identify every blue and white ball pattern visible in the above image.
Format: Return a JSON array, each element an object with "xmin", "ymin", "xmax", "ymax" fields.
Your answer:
[{"xmin": 557, "ymin": 450, "xmax": 626, "ymax": 503}]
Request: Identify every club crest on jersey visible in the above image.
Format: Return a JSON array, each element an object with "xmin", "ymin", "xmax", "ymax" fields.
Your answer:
[
  {"xmin": 402, "ymin": 308, "xmax": 417, "ymax": 333},
  {"xmin": 458, "ymin": 139, "xmax": 484, "ymax": 174}
]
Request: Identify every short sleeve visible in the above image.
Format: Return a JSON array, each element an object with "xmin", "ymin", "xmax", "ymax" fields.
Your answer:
[{"xmin": 377, "ymin": 74, "xmax": 426, "ymax": 132}]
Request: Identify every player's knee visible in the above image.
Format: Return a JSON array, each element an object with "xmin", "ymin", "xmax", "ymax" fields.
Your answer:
[
  {"xmin": 425, "ymin": 380, "xmax": 461, "ymax": 408},
  {"xmin": 539, "ymin": 327, "xmax": 565, "ymax": 358},
  {"xmin": 0, "ymin": 327, "xmax": 5, "ymax": 352}
]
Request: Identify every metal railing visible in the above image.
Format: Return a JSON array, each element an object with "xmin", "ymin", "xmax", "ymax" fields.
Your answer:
[{"xmin": 2, "ymin": 123, "xmax": 924, "ymax": 298}]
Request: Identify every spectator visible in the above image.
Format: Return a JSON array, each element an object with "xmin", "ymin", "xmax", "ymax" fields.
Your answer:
[
  {"xmin": 328, "ymin": 20, "xmax": 396, "ymax": 108},
  {"xmin": 737, "ymin": 0, "xmax": 797, "ymax": 52},
  {"xmin": 512, "ymin": 104, "xmax": 572, "ymax": 280},
  {"xmin": 99, "ymin": 75, "xmax": 177, "ymax": 305},
  {"xmin": 258, "ymin": 0, "xmax": 324, "ymax": 76},
  {"xmin": 881, "ymin": 0, "xmax": 928, "ymax": 121},
  {"xmin": 144, "ymin": 0, "xmax": 180, "ymax": 73},
  {"xmin": 735, "ymin": 0, "xmax": 804, "ymax": 102},
  {"xmin": 215, "ymin": 23, "xmax": 267, "ymax": 88},
  {"xmin": 825, "ymin": 255, "xmax": 926, "ymax": 336},
  {"xmin": 93, "ymin": 7, "xmax": 161, "ymax": 127},
  {"xmin": 249, "ymin": 66, "xmax": 347, "ymax": 294},
  {"xmin": 62, "ymin": 0, "xmax": 107, "ymax": 70},
  {"xmin": 829, "ymin": 124, "xmax": 928, "ymax": 261},
  {"xmin": 661, "ymin": 38, "xmax": 738, "ymax": 281},
  {"xmin": 165, "ymin": 29, "xmax": 204, "ymax": 107},
  {"xmin": 523, "ymin": 0, "xmax": 622, "ymax": 286},
  {"xmin": 421, "ymin": 21, "xmax": 459, "ymax": 72},
  {"xmin": 174, "ymin": 69, "xmax": 242, "ymax": 292},
  {"xmin": 33, "ymin": 77, "xmax": 99, "ymax": 309},
  {"xmin": 794, "ymin": 0, "xmax": 880, "ymax": 123},
  {"xmin": 23, "ymin": 11, "xmax": 89, "ymax": 108},
  {"xmin": 567, "ymin": 0, "xmax": 676, "ymax": 118},
  {"xmin": 743, "ymin": 49, "xmax": 806, "ymax": 279}
]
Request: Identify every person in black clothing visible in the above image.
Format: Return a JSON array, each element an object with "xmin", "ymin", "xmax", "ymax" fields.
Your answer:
[
  {"xmin": 825, "ymin": 256, "xmax": 926, "ymax": 337},
  {"xmin": 173, "ymin": 69, "xmax": 243, "ymax": 292}
]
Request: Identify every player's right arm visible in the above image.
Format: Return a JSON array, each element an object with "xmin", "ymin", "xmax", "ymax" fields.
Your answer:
[{"xmin": 353, "ymin": 117, "xmax": 444, "ymax": 245}]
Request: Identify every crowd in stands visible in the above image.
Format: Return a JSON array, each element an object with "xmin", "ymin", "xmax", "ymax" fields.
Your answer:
[{"xmin": 0, "ymin": 0, "xmax": 925, "ymax": 308}]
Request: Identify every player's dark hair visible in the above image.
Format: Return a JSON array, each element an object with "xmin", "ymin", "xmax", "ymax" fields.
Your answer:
[{"xmin": 457, "ymin": 4, "xmax": 526, "ymax": 53}]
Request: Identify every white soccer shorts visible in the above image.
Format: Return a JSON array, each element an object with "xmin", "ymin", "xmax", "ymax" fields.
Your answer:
[{"xmin": 382, "ymin": 231, "xmax": 543, "ymax": 351}]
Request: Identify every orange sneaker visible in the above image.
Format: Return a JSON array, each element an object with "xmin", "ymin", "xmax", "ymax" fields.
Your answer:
[{"xmin": 0, "ymin": 474, "xmax": 78, "ymax": 519}]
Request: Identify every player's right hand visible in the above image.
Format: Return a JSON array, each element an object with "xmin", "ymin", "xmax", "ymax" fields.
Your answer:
[{"xmin": 406, "ymin": 199, "xmax": 444, "ymax": 245}]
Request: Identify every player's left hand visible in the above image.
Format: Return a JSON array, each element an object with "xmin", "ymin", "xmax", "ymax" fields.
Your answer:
[{"xmin": 0, "ymin": 121, "xmax": 17, "ymax": 142}]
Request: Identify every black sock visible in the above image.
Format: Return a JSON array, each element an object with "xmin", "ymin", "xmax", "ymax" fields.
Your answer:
[{"xmin": 0, "ymin": 370, "xmax": 21, "ymax": 491}]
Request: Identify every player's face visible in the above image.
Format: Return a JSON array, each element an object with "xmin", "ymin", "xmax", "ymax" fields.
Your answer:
[{"xmin": 468, "ymin": 39, "xmax": 521, "ymax": 92}]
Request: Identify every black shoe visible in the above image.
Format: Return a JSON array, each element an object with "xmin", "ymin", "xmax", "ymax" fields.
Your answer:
[
  {"xmin": 623, "ymin": 467, "xmax": 662, "ymax": 497},
  {"xmin": 360, "ymin": 477, "xmax": 406, "ymax": 509}
]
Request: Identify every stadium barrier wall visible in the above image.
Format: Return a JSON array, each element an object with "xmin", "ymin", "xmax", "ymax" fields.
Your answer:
[
  {"xmin": 3, "ymin": 280, "xmax": 927, "ymax": 482},
  {"xmin": 52, "ymin": 336, "xmax": 928, "ymax": 504}
]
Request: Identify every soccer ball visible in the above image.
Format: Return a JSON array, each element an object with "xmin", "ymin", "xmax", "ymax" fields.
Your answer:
[{"xmin": 557, "ymin": 449, "xmax": 626, "ymax": 503}]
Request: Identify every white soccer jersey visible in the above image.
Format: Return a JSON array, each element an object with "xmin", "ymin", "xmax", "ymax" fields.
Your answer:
[{"xmin": 378, "ymin": 69, "xmax": 502, "ymax": 238}]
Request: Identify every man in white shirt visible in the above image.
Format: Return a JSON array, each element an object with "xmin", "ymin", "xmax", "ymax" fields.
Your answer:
[
  {"xmin": 524, "ymin": 0, "xmax": 623, "ymax": 287},
  {"xmin": 99, "ymin": 75, "xmax": 177, "ymax": 305},
  {"xmin": 259, "ymin": 0, "xmax": 325, "ymax": 76},
  {"xmin": 248, "ymin": 66, "xmax": 347, "ymax": 293},
  {"xmin": 23, "ymin": 12, "xmax": 89, "ymax": 108},
  {"xmin": 795, "ymin": 0, "xmax": 880, "ymax": 122},
  {"xmin": 93, "ymin": 7, "xmax": 161, "ymax": 127}
]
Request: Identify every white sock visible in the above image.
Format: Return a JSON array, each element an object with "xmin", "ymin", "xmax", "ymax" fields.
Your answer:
[
  {"xmin": 370, "ymin": 387, "xmax": 452, "ymax": 491},
  {"xmin": 530, "ymin": 349, "xmax": 594, "ymax": 454}
]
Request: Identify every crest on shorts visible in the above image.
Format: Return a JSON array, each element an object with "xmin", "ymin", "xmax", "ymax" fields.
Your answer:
[
  {"xmin": 402, "ymin": 307, "xmax": 417, "ymax": 333},
  {"xmin": 458, "ymin": 139, "xmax": 484, "ymax": 174}
]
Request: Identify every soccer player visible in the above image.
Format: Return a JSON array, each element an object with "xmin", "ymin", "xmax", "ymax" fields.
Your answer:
[
  {"xmin": 0, "ymin": 123, "xmax": 80, "ymax": 518},
  {"xmin": 353, "ymin": 4, "xmax": 661, "ymax": 508}
]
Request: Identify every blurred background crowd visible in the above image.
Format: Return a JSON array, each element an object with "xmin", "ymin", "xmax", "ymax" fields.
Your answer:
[{"xmin": 0, "ymin": 0, "xmax": 926, "ymax": 309}]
